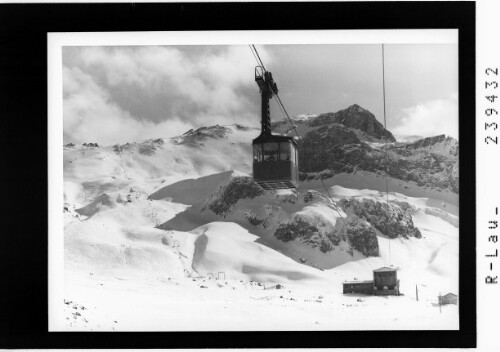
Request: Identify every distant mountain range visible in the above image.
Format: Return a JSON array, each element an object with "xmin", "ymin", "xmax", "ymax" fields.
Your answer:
[
  {"xmin": 66, "ymin": 104, "xmax": 459, "ymax": 194},
  {"xmin": 272, "ymin": 104, "xmax": 458, "ymax": 193}
]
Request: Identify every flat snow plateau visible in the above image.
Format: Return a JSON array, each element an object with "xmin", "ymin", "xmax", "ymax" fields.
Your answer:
[{"xmin": 59, "ymin": 127, "xmax": 458, "ymax": 331}]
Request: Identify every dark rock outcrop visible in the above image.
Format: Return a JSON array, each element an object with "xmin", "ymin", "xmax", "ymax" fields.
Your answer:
[
  {"xmin": 75, "ymin": 193, "xmax": 113, "ymax": 218},
  {"xmin": 344, "ymin": 218, "xmax": 379, "ymax": 257},
  {"xmin": 339, "ymin": 198, "xmax": 422, "ymax": 239},
  {"xmin": 247, "ymin": 214, "xmax": 264, "ymax": 226},
  {"xmin": 296, "ymin": 131, "xmax": 458, "ymax": 193},
  {"xmin": 273, "ymin": 217, "xmax": 340, "ymax": 254},
  {"xmin": 402, "ymin": 134, "xmax": 458, "ymax": 155},
  {"xmin": 271, "ymin": 104, "xmax": 395, "ymax": 143},
  {"xmin": 112, "ymin": 139, "xmax": 164, "ymax": 155},
  {"xmin": 208, "ymin": 176, "xmax": 264, "ymax": 216},
  {"xmin": 83, "ymin": 142, "xmax": 99, "ymax": 148},
  {"xmin": 302, "ymin": 190, "xmax": 326, "ymax": 203},
  {"xmin": 309, "ymin": 104, "xmax": 396, "ymax": 142},
  {"xmin": 176, "ymin": 125, "xmax": 231, "ymax": 146},
  {"xmin": 272, "ymin": 213, "xmax": 381, "ymax": 257},
  {"xmin": 269, "ymin": 105, "xmax": 458, "ymax": 193},
  {"xmin": 137, "ymin": 143, "xmax": 157, "ymax": 156},
  {"xmin": 274, "ymin": 217, "xmax": 319, "ymax": 243}
]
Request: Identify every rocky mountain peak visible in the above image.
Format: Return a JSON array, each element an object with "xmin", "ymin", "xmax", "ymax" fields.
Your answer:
[
  {"xmin": 346, "ymin": 104, "xmax": 365, "ymax": 114},
  {"xmin": 407, "ymin": 134, "xmax": 456, "ymax": 148},
  {"xmin": 182, "ymin": 125, "xmax": 231, "ymax": 139},
  {"xmin": 174, "ymin": 125, "xmax": 232, "ymax": 146},
  {"xmin": 308, "ymin": 105, "xmax": 396, "ymax": 143},
  {"xmin": 403, "ymin": 134, "xmax": 459, "ymax": 156}
]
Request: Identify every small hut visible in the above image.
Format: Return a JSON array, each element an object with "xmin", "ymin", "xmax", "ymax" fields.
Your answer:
[
  {"xmin": 438, "ymin": 293, "xmax": 458, "ymax": 305},
  {"xmin": 373, "ymin": 266, "xmax": 400, "ymax": 296}
]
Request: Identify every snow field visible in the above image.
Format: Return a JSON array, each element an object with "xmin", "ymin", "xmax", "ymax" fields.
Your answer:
[{"xmin": 59, "ymin": 127, "xmax": 459, "ymax": 331}]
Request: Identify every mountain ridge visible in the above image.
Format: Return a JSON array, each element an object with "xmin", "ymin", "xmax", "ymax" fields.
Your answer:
[{"xmin": 65, "ymin": 104, "xmax": 458, "ymax": 194}]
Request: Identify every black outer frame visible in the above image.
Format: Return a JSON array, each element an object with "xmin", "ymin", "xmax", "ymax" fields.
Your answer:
[{"xmin": 0, "ymin": 1, "xmax": 475, "ymax": 349}]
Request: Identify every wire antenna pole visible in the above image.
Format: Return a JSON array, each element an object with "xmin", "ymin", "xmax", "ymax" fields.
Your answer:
[
  {"xmin": 382, "ymin": 44, "xmax": 387, "ymax": 142},
  {"xmin": 439, "ymin": 292, "xmax": 442, "ymax": 313},
  {"xmin": 382, "ymin": 43, "xmax": 392, "ymax": 267}
]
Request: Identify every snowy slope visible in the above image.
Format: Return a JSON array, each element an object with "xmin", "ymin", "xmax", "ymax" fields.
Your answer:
[
  {"xmin": 63, "ymin": 124, "xmax": 258, "ymax": 205},
  {"xmin": 60, "ymin": 123, "xmax": 459, "ymax": 331},
  {"xmin": 156, "ymin": 171, "xmax": 364, "ymax": 269}
]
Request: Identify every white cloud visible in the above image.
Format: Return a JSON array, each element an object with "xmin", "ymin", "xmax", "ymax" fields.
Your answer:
[
  {"xmin": 391, "ymin": 93, "xmax": 458, "ymax": 139},
  {"xmin": 63, "ymin": 66, "xmax": 194, "ymax": 146},
  {"xmin": 63, "ymin": 45, "xmax": 272, "ymax": 145}
]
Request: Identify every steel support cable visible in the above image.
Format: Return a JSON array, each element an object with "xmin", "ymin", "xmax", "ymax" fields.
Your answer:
[
  {"xmin": 382, "ymin": 44, "xmax": 392, "ymax": 267},
  {"xmin": 248, "ymin": 45, "xmax": 261, "ymax": 69},
  {"xmin": 275, "ymin": 94, "xmax": 301, "ymax": 139},
  {"xmin": 250, "ymin": 44, "xmax": 363, "ymax": 163},
  {"xmin": 319, "ymin": 178, "xmax": 349, "ymax": 233},
  {"xmin": 251, "ymin": 44, "xmax": 267, "ymax": 72},
  {"xmin": 319, "ymin": 177, "xmax": 374, "ymax": 271},
  {"xmin": 273, "ymin": 96, "xmax": 290, "ymax": 130},
  {"xmin": 249, "ymin": 44, "xmax": 375, "ymax": 271}
]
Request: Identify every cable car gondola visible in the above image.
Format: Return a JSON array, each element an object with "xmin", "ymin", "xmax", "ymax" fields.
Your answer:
[{"xmin": 252, "ymin": 66, "xmax": 299, "ymax": 190}]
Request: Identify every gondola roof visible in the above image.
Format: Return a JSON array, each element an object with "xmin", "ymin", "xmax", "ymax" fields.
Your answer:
[{"xmin": 252, "ymin": 133, "xmax": 298, "ymax": 145}]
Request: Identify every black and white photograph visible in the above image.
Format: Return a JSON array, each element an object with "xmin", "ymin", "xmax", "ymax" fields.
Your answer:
[
  {"xmin": 50, "ymin": 30, "xmax": 460, "ymax": 331},
  {"xmin": 2, "ymin": 0, "xmax": 492, "ymax": 349}
]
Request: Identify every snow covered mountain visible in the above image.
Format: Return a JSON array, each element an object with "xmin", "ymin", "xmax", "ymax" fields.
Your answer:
[
  {"xmin": 271, "ymin": 105, "xmax": 459, "ymax": 193},
  {"xmin": 272, "ymin": 104, "xmax": 396, "ymax": 142},
  {"xmin": 60, "ymin": 105, "xmax": 459, "ymax": 331},
  {"xmin": 154, "ymin": 171, "xmax": 423, "ymax": 269}
]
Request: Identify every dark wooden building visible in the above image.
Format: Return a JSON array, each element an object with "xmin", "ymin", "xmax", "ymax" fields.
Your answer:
[
  {"xmin": 438, "ymin": 293, "xmax": 458, "ymax": 305},
  {"xmin": 373, "ymin": 266, "xmax": 400, "ymax": 296},
  {"xmin": 342, "ymin": 266, "xmax": 401, "ymax": 296},
  {"xmin": 342, "ymin": 280, "xmax": 374, "ymax": 294}
]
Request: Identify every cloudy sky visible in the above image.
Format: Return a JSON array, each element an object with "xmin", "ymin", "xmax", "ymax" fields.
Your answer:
[{"xmin": 63, "ymin": 43, "xmax": 458, "ymax": 145}]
